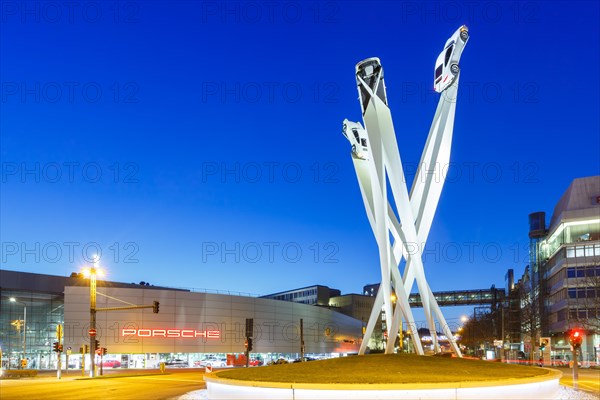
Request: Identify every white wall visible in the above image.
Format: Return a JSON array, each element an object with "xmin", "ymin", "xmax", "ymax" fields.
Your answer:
[{"xmin": 63, "ymin": 286, "xmax": 361, "ymax": 354}]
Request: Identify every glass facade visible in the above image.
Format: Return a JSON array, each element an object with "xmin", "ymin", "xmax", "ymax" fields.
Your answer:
[
  {"xmin": 540, "ymin": 221, "xmax": 600, "ymax": 260},
  {"xmin": 0, "ymin": 289, "xmax": 63, "ymax": 369}
]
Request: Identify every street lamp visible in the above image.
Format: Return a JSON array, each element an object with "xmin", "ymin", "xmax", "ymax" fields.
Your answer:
[
  {"xmin": 9, "ymin": 297, "xmax": 27, "ymax": 369},
  {"xmin": 81, "ymin": 257, "xmax": 103, "ymax": 377}
]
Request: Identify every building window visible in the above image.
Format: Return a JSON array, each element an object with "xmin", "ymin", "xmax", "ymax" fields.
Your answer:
[{"xmin": 585, "ymin": 245, "xmax": 595, "ymax": 256}]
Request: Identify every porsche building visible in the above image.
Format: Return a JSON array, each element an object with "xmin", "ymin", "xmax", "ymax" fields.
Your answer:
[{"xmin": 0, "ymin": 270, "xmax": 361, "ymax": 370}]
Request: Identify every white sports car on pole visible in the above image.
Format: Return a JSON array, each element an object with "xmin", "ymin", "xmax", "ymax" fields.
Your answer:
[
  {"xmin": 434, "ymin": 25, "xmax": 469, "ymax": 93},
  {"xmin": 342, "ymin": 119, "xmax": 369, "ymax": 160}
]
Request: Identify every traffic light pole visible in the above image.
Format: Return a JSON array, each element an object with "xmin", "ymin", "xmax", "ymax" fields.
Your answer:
[
  {"xmin": 89, "ymin": 271, "xmax": 97, "ymax": 378},
  {"xmin": 572, "ymin": 346, "xmax": 579, "ymax": 390},
  {"xmin": 245, "ymin": 318, "xmax": 253, "ymax": 368},
  {"xmin": 84, "ymin": 266, "xmax": 159, "ymax": 378},
  {"xmin": 57, "ymin": 324, "xmax": 63, "ymax": 380},
  {"xmin": 300, "ymin": 319, "xmax": 305, "ymax": 362}
]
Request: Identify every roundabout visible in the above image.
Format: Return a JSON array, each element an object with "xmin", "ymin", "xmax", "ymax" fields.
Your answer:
[{"xmin": 204, "ymin": 354, "xmax": 562, "ymax": 399}]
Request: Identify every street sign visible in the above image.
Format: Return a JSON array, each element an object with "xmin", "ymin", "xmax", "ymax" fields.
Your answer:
[{"xmin": 89, "ymin": 329, "xmax": 97, "ymax": 336}]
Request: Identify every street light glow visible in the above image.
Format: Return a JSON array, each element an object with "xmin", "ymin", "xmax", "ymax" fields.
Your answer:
[
  {"xmin": 9, "ymin": 297, "xmax": 16, "ymax": 302},
  {"xmin": 82, "ymin": 268, "xmax": 91, "ymax": 278}
]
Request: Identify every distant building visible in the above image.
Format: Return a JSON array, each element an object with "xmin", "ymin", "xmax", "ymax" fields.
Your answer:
[
  {"xmin": 520, "ymin": 176, "xmax": 600, "ymax": 365},
  {"xmin": 503, "ymin": 269, "xmax": 522, "ymax": 346},
  {"xmin": 264, "ymin": 285, "xmax": 388, "ymax": 351},
  {"xmin": 363, "ymin": 283, "xmax": 380, "ymax": 297},
  {"xmin": 328, "ymin": 294, "xmax": 375, "ymax": 325},
  {"xmin": 260, "ymin": 285, "xmax": 340, "ymax": 306}
]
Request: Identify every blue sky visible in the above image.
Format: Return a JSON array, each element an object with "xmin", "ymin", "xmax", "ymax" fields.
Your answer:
[{"xmin": 1, "ymin": 1, "xmax": 599, "ymax": 323}]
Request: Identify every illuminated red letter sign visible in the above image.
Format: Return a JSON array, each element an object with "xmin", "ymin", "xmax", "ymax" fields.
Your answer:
[{"xmin": 122, "ymin": 328, "xmax": 220, "ymax": 339}]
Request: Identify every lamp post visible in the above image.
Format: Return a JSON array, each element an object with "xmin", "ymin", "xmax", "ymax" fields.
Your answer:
[
  {"xmin": 82, "ymin": 259, "xmax": 103, "ymax": 377},
  {"xmin": 9, "ymin": 298, "xmax": 27, "ymax": 369}
]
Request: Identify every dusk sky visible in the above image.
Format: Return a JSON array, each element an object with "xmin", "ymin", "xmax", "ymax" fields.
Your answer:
[{"xmin": 1, "ymin": 1, "xmax": 599, "ymax": 323}]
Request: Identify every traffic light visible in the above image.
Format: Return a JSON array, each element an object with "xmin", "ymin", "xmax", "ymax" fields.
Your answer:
[
  {"xmin": 102, "ymin": 347, "xmax": 108, "ymax": 356},
  {"xmin": 96, "ymin": 348, "xmax": 102, "ymax": 356},
  {"xmin": 245, "ymin": 318, "xmax": 253, "ymax": 338},
  {"xmin": 58, "ymin": 344, "xmax": 64, "ymax": 353},
  {"xmin": 247, "ymin": 338, "xmax": 253, "ymax": 352},
  {"xmin": 153, "ymin": 301, "xmax": 160, "ymax": 313},
  {"xmin": 569, "ymin": 329, "xmax": 583, "ymax": 348},
  {"xmin": 94, "ymin": 339, "xmax": 100, "ymax": 351},
  {"xmin": 53, "ymin": 342, "xmax": 60, "ymax": 352},
  {"xmin": 539, "ymin": 337, "xmax": 549, "ymax": 351}
]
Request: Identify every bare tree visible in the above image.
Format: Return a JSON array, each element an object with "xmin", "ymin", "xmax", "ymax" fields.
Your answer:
[
  {"xmin": 518, "ymin": 266, "xmax": 542, "ymax": 361},
  {"xmin": 460, "ymin": 308, "xmax": 496, "ymax": 356}
]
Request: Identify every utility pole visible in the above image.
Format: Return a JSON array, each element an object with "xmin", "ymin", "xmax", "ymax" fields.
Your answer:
[
  {"xmin": 245, "ymin": 318, "xmax": 253, "ymax": 368},
  {"xmin": 300, "ymin": 319, "xmax": 305, "ymax": 362},
  {"xmin": 56, "ymin": 324, "xmax": 63, "ymax": 379},
  {"xmin": 82, "ymin": 263, "xmax": 159, "ymax": 378},
  {"xmin": 501, "ymin": 306, "xmax": 505, "ymax": 362},
  {"xmin": 89, "ymin": 267, "xmax": 97, "ymax": 377}
]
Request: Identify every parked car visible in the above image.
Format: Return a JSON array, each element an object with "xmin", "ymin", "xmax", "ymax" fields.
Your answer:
[
  {"xmin": 292, "ymin": 357, "xmax": 317, "ymax": 363},
  {"xmin": 249, "ymin": 358, "xmax": 263, "ymax": 366},
  {"xmin": 165, "ymin": 359, "xmax": 188, "ymax": 368},
  {"xmin": 551, "ymin": 355, "xmax": 568, "ymax": 367},
  {"xmin": 268, "ymin": 358, "xmax": 288, "ymax": 365},
  {"xmin": 200, "ymin": 358, "xmax": 227, "ymax": 368},
  {"xmin": 102, "ymin": 359, "xmax": 121, "ymax": 368}
]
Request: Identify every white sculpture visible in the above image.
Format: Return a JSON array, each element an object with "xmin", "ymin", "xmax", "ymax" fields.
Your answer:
[{"xmin": 342, "ymin": 26, "xmax": 469, "ymax": 356}]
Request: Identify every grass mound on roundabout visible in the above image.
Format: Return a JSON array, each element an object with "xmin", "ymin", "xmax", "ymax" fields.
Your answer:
[{"xmin": 214, "ymin": 354, "xmax": 551, "ymax": 385}]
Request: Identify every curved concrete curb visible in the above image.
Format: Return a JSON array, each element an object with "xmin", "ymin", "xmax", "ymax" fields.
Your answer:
[{"xmin": 204, "ymin": 368, "xmax": 562, "ymax": 399}]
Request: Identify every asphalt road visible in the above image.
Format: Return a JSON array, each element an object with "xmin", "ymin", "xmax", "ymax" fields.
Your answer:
[
  {"xmin": 2, "ymin": 367, "xmax": 598, "ymax": 399},
  {"xmin": 556, "ymin": 367, "xmax": 600, "ymax": 395},
  {"xmin": 0, "ymin": 369, "xmax": 207, "ymax": 400}
]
